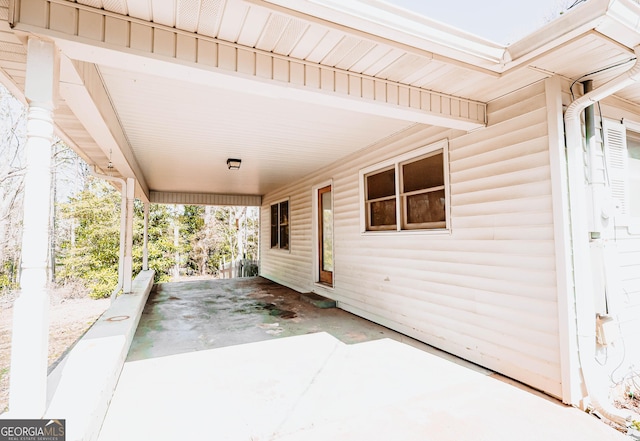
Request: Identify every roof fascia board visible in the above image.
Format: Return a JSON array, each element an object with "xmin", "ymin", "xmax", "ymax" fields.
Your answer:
[
  {"xmin": 504, "ymin": 0, "xmax": 610, "ymax": 68},
  {"xmin": 10, "ymin": 0, "xmax": 486, "ymax": 131},
  {"xmin": 52, "ymin": 36, "xmax": 484, "ymax": 130},
  {"xmin": 150, "ymin": 191, "xmax": 262, "ymax": 207},
  {"xmin": 606, "ymin": 0, "xmax": 640, "ymax": 32},
  {"xmin": 85, "ymin": 36, "xmax": 485, "ymax": 129},
  {"xmin": 596, "ymin": 0, "xmax": 640, "ymax": 47},
  {"xmin": 501, "ymin": 1, "xmax": 640, "ymax": 77},
  {"xmin": 249, "ymin": 0, "xmax": 506, "ymax": 72},
  {"xmin": 253, "ymin": 0, "xmax": 640, "ymax": 79}
]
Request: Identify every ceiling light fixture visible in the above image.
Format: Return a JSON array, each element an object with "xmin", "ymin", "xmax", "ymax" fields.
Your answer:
[
  {"xmin": 227, "ymin": 158, "xmax": 241, "ymax": 170},
  {"xmin": 107, "ymin": 149, "xmax": 114, "ymax": 174}
]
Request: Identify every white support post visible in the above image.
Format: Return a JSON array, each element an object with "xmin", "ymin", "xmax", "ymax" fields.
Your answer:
[
  {"xmin": 9, "ymin": 38, "xmax": 58, "ymax": 417},
  {"xmin": 123, "ymin": 178, "xmax": 135, "ymax": 293},
  {"xmin": 545, "ymin": 76, "xmax": 581, "ymax": 405},
  {"xmin": 143, "ymin": 201, "xmax": 149, "ymax": 271}
]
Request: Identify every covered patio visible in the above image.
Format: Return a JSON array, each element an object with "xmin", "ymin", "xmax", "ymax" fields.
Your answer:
[
  {"xmin": 88, "ymin": 277, "xmax": 624, "ymax": 441},
  {"xmin": 4, "ymin": 0, "xmax": 640, "ymax": 437}
]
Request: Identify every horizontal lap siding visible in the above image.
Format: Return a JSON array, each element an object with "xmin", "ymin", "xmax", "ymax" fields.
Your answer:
[
  {"xmin": 436, "ymin": 85, "xmax": 560, "ymax": 395},
  {"xmin": 620, "ymin": 242, "xmax": 640, "ymax": 297},
  {"xmin": 261, "ymin": 180, "xmax": 313, "ymax": 290},
  {"xmin": 261, "ymin": 82, "xmax": 562, "ymax": 397},
  {"xmin": 615, "ymin": 235, "xmax": 640, "ymax": 367},
  {"xmin": 599, "ymin": 99, "xmax": 640, "ymax": 370}
]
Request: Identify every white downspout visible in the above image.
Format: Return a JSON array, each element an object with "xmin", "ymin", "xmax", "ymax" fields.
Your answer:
[
  {"xmin": 89, "ymin": 166, "xmax": 126, "ymax": 303},
  {"xmin": 564, "ymin": 46, "xmax": 640, "ymax": 426}
]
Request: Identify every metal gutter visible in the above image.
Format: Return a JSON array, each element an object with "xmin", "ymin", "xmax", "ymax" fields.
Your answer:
[
  {"xmin": 504, "ymin": 0, "xmax": 610, "ymax": 67},
  {"xmin": 563, "ymin": 45, "xmax": 640, "ymax": 425},
  {"xmin": 606, "ymin": 0, "xmax": 640, "ymax": 35},
  {"xmin": 257, "ymin": 0, "xmax": 615, "ymax": 74},
  {"xmin": 251, "ymin": 0, "xmax": 506, "ymax": 73},
  {"xmin": 304, "ymin": 0, "xmax": 506, "ymax": 62}
]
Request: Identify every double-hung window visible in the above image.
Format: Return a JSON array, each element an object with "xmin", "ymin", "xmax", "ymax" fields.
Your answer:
[
  {"xmin": 270, "ymin": 200, "xmax": 289, "ymax": 249},
  {"xmin": 361, "ymin": 139, "xmax": 450, "ymax": 233}
]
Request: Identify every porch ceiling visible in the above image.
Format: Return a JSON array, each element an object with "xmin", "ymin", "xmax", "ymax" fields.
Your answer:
[
  {"xmin": 1, "ymin": 0, "xmax": 640, "ymax": 202},
  {"xmin": 98, "ymin": 65, "xmax": 414, "ymax": 196}
]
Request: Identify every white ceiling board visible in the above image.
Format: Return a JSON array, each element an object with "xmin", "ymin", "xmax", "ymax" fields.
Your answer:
[
  {"xmin": 99, "ymin": 66, "xmax": 415, "ymax": 195},
  {"xmin": 151, "ymin": 0, "xmax": 177, "ymax": 27},
  {"xmin": 237, "ymin": 7, "xmax": 272, "ymax": 48},
  {"xmin": 273, "ymin": 18, "xmax": 311, "ymax": 56},
  {"xmin": 176, "ymin": 0, "xmax": 202, "ymax": 32},
  {"xmin": 216, "ymin": 0, "xmax": 249, "ymax": 42},
  {"xmin": 196, "ymin": 0, "xmax": 225, "ymax": 37},
  {"xmin": 102, "ymin": 0, "xmax": 128, "ymax": 15},
  {"xmin": 77, "ymin": 1, "xmax": 104, "ymax": 9},
  {"xmin": 288, "ymin": 25, "xmax": 329, "ymax": 60},
  {"xmin": 124, "ymin": 0, "xmax": 151, "ymax": 20}
]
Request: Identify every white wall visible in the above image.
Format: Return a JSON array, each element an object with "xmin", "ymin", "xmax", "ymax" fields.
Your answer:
[
  {"xmin": 261, "ymin": 81, "xmax": 563, "ymax": 398},
  {"xmin": 595, "ymin": 98, "xmax": 640, "ymax": 389}
]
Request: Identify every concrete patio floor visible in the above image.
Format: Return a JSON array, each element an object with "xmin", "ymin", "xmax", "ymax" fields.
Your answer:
[{"xmin": 97, "ymin": 277, "xmax": 627, "ymax": 441}]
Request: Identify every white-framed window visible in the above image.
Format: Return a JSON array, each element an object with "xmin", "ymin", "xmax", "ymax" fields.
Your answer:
[
  {"xmin": 359, "ymin": 139, "xmax": 450, "ymax": 233},
  {"xmin": 270, "ymin": 199, "xmax": 289, "ymax": 250}
]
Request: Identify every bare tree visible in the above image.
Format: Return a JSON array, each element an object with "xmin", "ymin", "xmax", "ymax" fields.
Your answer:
[
  {"xmin": 0, "ymin": 83, "xmax": 88, "ymax": 289},
  {"xmin": 0, "ymin": 85, "xmax": 26, "ymax": 289}
]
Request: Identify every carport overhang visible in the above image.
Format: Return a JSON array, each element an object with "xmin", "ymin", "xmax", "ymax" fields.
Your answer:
[
  {"xmin": 3, "ymin": 0, "xmax": 491, "ymax": 419},
  {"xmin": 9, "ymin": 0, "xmax": 488, "ymax": 205},
  {"xmin": 6, "ymin": 0, "xmax": 640, "ymax": 423}
]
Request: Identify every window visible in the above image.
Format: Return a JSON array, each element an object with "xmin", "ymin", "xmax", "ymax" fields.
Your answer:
[
  {"xmin": 401, "ymin": 152, "xmax": 446, "ymax": 229},
  {"xmin": 365, "ymin": 166, "xmax": 396, "ymax": 230},
  {"xmin": 270, "ymin": 200, "xmax": 289, "ymax": 249},
  {"xmin": 361, "ymin": 140, "xmax": 449, "ymax": 233}
]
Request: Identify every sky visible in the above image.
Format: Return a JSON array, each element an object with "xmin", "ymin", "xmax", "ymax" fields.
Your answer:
[{"xmin": 384, "ymin": 0, "xmax": 579, "ymax": 44}]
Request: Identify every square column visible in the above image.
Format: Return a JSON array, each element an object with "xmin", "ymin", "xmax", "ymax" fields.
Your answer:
[
  {"xmin": 143, "ymin": 202, "xmax": 149, "ymax": 271},
  {"xmin": 9, "ymin": 38, "xmax": 58, "ymax": 417},
  {"xmin": 123, "ymin": 178, "xmax": 135, "ymax": 293}
]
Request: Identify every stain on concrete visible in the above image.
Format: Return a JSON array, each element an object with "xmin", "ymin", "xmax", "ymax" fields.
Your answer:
[{"xmin": 127, "ymin": 277, "xmax": 405, "ymax": 362}]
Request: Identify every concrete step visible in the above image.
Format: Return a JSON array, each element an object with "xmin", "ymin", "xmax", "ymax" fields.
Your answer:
[{"xmin": 299, "ymin": 292, "xmax": 336, "ymax": 309}]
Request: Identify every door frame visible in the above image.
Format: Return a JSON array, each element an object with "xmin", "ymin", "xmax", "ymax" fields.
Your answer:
[{"xmin": 313, "ymin": 180, "xmax": 334, "ymax": 287}]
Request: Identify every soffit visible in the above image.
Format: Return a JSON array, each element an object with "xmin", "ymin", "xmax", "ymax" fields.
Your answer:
[
  {"xmin": 97, "ymin": 65, "xmax": 414, "ymax": 195},
  {"xmin": 66, "ymin": 0, "xmax": 640, "ymax": 104},
  {"xmin": 69, "ymin": 0, "xmax": 499, "ymax": 98},
  {"xmin": 526, "ymin": 32, "xmax": 640, "ymax": 103}
]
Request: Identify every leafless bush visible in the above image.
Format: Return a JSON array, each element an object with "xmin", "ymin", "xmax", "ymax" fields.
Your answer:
[{"xmin": 49, "ymin": 280, "xmax": 90, "ymax": 303}]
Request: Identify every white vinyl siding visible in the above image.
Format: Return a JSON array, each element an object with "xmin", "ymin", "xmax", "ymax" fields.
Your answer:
[
  {"xmin": 599, "ymin": 116, "xmax": 640, "ymax": 369},
  {"xmin": 261, "ymin": 81, "xmax": 562, "ymax": 398}
]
